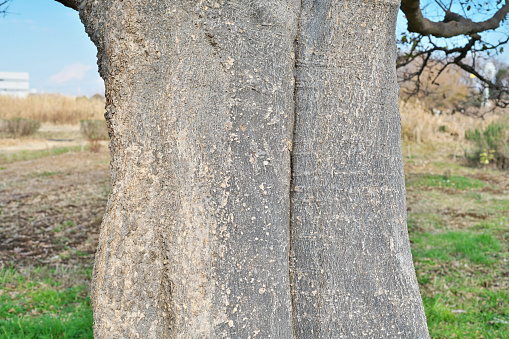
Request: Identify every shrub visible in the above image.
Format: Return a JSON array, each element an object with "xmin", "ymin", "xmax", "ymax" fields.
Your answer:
[
  {"xmin": 0, "ymin": 118, "xmax": 41, "ymax": 138},
  {"xmin": 465, "ymin": 122, "xmax": 509, "ymax": 169},
  {"xmin": 80, "ymin": 119, "xmax": 109, "ymax": 140}
]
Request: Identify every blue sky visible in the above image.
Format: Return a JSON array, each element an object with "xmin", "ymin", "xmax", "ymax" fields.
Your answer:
[
  {"xmin": 0, "ymin": 0, "xmax": 102, "ymax": 96},
  {"xmin": 0, "ymin": 1, "xmax": 507, "ymax": 97}
]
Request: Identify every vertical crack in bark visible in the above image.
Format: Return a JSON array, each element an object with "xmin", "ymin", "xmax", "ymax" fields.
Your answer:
[{"xmin": 289, "ymin": 2, "xmax": 303, "ymax": 337}]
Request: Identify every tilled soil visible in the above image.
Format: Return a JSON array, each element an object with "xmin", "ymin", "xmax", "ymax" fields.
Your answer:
[{"xmin": 0, "ymin": 150, "xmax": 110, "ymax": 267}]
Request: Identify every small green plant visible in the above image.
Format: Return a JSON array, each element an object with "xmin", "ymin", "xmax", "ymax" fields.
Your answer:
[
  {"xmin": 479, "ymin": 148, "xmax": 495, "ymax": 165},
  {"xmin": 0, "ymin": 118, "xmax": 41, "ymax": 138},
  {"xmin": 465, "ymin": 122, "xmax": 509, "ymax": 169}
]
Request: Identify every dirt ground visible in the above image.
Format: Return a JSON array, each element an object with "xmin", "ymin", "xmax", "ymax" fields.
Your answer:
[
  {"xmin": 0, "ymin": 149, "xmax": 110, "ymax": 267},
  {"xmin": 0, "ymin": 123, "xmax": 89, "ymax": 153}
]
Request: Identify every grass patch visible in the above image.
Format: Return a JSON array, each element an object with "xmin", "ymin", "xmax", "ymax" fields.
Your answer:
[
  {"xmin": 409, "ymin": 213, "xmax": 446, "ymax": 231},
  {"xmin": 34, "ymin": 171, "xmax": 64, "ymax": 178},
  {"xmin": 0, "ymin": 267, "xmax": 92, "ymax": 339},
  {"xmin": 0, "ymin": 145, "xmax": 86, "ymax": 165},
  {"xmin": 406, "ymin": 151, "xmax": 509, "ymax": 337},
  {"xmin": 407, "ymin": 174, "xmax": 486, "ymax": 190},
  {"xmin": 53, "ymin": 220, "xmax": 74, "ymax": 233},
  {"xmin": 412, "ymin": 231, "xmax": 501, "ymax": 264},
  {"xmin": 424, "ymin": 291, "xmax": 509, "ymax": 339}
]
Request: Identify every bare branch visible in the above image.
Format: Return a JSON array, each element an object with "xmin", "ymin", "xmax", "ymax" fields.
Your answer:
[
  {"xmin": 0, "ymin": 0, "xmax": 12, "ymax": 15},
  {"xmin": 433, "ymin": 0, "xmax": 448, "ymax": 13},
  {"xmin": 401, "ymin": 0, "xmax": 509, "ymax": 38},
  {"xmin": 397, "ymin": 28, "xmax": 509, "ymax": 110},
  {"xmin": 54, "ymin": 0, "xmax": 79, "ymax": 11}
]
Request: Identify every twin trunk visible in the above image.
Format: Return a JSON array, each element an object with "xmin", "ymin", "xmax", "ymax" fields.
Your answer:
[{"xmin": 81, "ymin": 0, "xmax": 429, "ymax": 337}]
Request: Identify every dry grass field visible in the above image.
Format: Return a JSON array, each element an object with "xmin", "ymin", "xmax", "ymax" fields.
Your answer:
[
  {"xmin": 400, "ymin": 100, "xmax": 501, "ymax": 144},
  {"xmin": 0, "ymin": 95, "xmax": 105, "ymax": 125}
]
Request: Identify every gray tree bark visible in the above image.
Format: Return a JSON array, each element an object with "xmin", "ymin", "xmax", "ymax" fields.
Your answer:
[
  {"xmin": 290, "ymin": 0, "xmax": 429, "ymax": 337},
  {"xmin": 72, "ymin": 0, "xmax": 429, "ymax": 337}
]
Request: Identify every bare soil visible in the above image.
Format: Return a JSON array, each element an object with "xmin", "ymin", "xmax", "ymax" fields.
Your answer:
[
  {"xmin": 0, "ymin": 123, "xmax": 87, "ymax": 153},
  {"xmin": 0, "ymin": 149, "xmax": 110, "ymax": 267}
]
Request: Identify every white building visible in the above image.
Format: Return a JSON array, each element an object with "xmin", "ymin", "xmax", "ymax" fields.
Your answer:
[{"xmin": 0, "ymin": 72, "xmax": 30, "ymax": 98}]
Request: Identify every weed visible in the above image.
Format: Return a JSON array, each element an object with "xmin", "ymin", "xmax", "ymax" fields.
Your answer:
[
  {"xmin": 408, "ymin": 213, "xmax": 447, "ymax": 232},
  {"xmin": 423, "ymin": 290, "xmax": 509, "ymax": 338},
  {"xmin": 423, "ymin": 296, "xmax": 456, "ymax": 323},
  {"xmin": 465, "ymin": 191, "xmax": 483, "ymax": 201},
  {"xmin": 480, "ymin": 149, "xmax": 495, "ymax": 165},
  {"xmin": 465, "ymin": 122, "xmax": 509, "ymax": 169}
]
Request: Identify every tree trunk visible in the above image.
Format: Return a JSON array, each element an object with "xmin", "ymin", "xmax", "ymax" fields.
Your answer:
[
  {"xmin": 290, "ymin": 0, "xmax": 429, "ymax": 337},
  {"xmin": 76, "ymin": 0, "xmax": 429, "ymax": 337}
]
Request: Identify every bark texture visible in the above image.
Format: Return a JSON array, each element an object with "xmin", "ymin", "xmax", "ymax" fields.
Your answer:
[
  {"xmin": 80, "ymin": 1, "xmax": 299, "ymax": 337},
  {"xmin": 290, "ymin": 0, "xmax": 429, "ymax": 337},
  {"xmin": 74, "ymin": 0, "xmax": 430, "ymax": 337}
]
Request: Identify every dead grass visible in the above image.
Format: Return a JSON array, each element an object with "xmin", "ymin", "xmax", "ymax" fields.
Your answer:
[
  {"xmin": 0, "ymin": 94, "xmax": 105, "ymax": 125},
  {"xmin": 399, "ymin": 100, "xmax": 503, "ymax": 144},
  {"xmin": 0, "ymin": 118, "xmax": 41, "ymax": 138}
]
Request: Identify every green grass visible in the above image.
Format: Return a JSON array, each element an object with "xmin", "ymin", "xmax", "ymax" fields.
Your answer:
[
  {"xmin": 0, "ymin": 138, "xmax": 505, "ymax": 338},
  {"xmin": 36, "ymin": 171, "xmax": 63, "ymax": 177},
  {"xmin": 404, "ymin": 144, "xmax": 509, "ymax": 338},
  {"xmin": 0, "ymin": 146, "xmax": 86, "ymax": 165},
  {"xmin": 53, "ymin": 220, "xmax": 74, "ymax": 233},
  {"xmin": 412, "ymin": 231, "xmax": 501, "ymax": 264},
  {"xmin": 424, "ymin": 291, "xmax": 509, "ymax": 339},
  {"xmin": 406, "ymin": 174, "xmax": 486, "ymax": 190},
  {"xmin": 408, "ymin": 213, "xmax": 446, "ymax": 231},
  {"xmin": 0, "ymin": 267, "xmax": 92, "ymax": 338}
]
